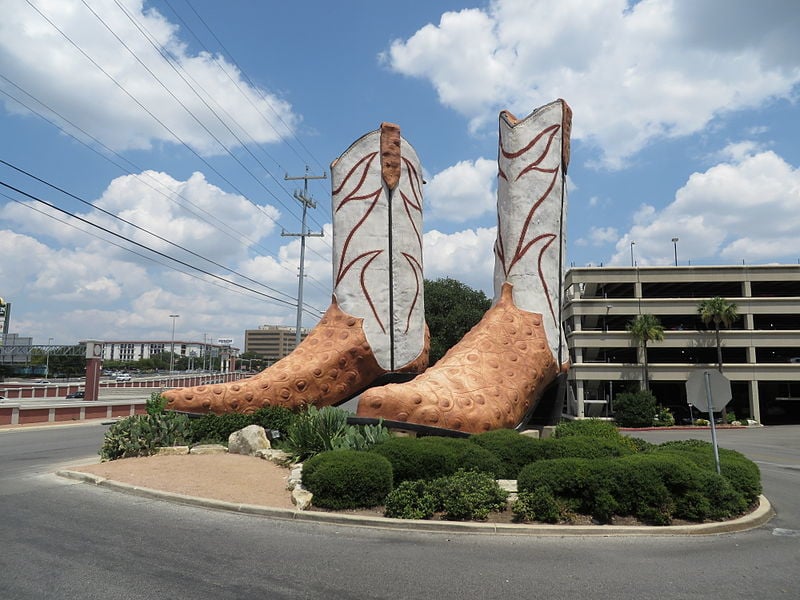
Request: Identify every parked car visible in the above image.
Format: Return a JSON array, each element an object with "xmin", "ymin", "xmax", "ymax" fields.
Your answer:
[
  {"xmin": 115, "ymin": 374, "xmax": 132, "ymax": 382},
  {"xmin": 66, "ymin": 390, "xmax": 85, "ymax": 399},
  {"xmin": 34, "ymin": 380, "xmax": 51, "ymax": 384}
]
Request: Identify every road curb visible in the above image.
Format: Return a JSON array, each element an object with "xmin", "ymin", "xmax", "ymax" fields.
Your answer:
[{"xmin": 56, "ymin": 470, "xmax": 774, "ymax": 536}]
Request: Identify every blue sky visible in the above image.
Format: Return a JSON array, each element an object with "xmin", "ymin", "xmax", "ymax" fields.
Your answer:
[{"xmin": 1, "ymin": 0, "xmax": 799, "ymax": 349}]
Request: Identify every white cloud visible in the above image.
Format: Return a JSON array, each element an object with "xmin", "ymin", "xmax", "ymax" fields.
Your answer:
[
  {"xmin": 423, "ymin": 227, "xmax": 496, "ymax": 294},
  {"xmin": 608, "ymin": 146, "xmax": 800, "ymax": 265},
  {"xmin": 386, "ymin": 0, "xmax": 800, "ymax": 168},
  {"xmin": 580, "ymin": 226, "xmax": 619, "ymax": 247},
  {"xmin": 0, "ymin": 169, "xmax": 311, "ymax": 347},
  {"xmin": 425, "ymin": 157, "xmax": 496, "ymax": 222},
  {"xmin": 0, "ymin": 0, "xmax": 299, "ymax": 154}
]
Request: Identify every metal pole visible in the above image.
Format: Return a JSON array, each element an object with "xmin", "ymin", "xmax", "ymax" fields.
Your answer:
[
  {"xmin": 169, "ymin": 314, "xmax": 179, "ymax": 387},
  {"xmin": 630, "ymin": 241, "xmax": 636, "ymax": 267},
  {"xmin": 704, "ymin": 371, "xmax": 722, "ymax": 474},
  {"xmin": 672, "ymin": 237, "xmax": 679, "ymax": 266},
  {"xmin": 284, "ymin": 167, "xmax": 326, "ymax": 347},
  {"xmin": 45, "ymin": 337, "xmax": 53, "ymax": 378}
]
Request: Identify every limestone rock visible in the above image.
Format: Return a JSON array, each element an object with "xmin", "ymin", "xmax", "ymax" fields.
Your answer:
[
  {"xmin": 287, "ymin": 464, "xmax": 303, "ymax": 491},
  {"xmin": 292, "ymin": 486, "xmax": 313, "ymax": 511},
  {"xmin": 256, "ymin": 448, "xmax": 292, "ymax": 466},
  {"xmin": 155, "ymin": 445, "xmax": 190, "ymax": 455},
  {"xmin": 228, "ymin": 425, "xmax": 270, "ymax": 456},
  {"xmin": 189, "ymin": 444, "xmax": 227, "ymax": 455}
]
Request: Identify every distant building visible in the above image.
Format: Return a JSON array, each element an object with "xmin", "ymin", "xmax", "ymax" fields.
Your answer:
[
  {"xmin": 244, "ymin": 325, "xmax": 309, "ymax": 363},
  {"xmin": 564, "ymin": 264, "xmax": 800, "ymax": 425},
  {"xmin": 101, "ymin": 340, "xmax": 238, "ymax": 369}
]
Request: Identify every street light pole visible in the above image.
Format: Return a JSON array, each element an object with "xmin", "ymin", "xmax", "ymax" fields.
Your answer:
[
  {"xmin": 630, "ymin": 241, "xmax": 636, "ymax": 267},
  {"xmin": 671, "ymin": 237, "xmax": 679, "ymax": 266},
  {"xmin": 45, "ymin": 337, "xmax": 53, "ymax": 379},
  {"xmin": 169, "ymin": 314, "xmax": 179, "ymax": 386}
]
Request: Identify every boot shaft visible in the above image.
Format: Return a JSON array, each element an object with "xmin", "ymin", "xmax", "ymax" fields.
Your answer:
[
  {"xmin": 330, "ymin": 123, "xmax": 425, "ymax": 371},
  {"xmin": 495, "ymin": 99, "xmax": 571, "ymax": 365}
]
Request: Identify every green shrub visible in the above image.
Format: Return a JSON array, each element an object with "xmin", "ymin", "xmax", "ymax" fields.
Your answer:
[
  {"xmin": 250, "ymin": 406, "xmax": 296, "ymax": 435},
  {"xmin": 526, "ymin": 436, "xmax": 634, "ymax": 462},
  {"xmin": 469, "ymin": 429, "xmax": 544, "ymax": 479},
  {"xmin": 517, "ymin": 451, "xmax": 752, "ymax": 525},
  {"xmin": 187, "ymin": 412, "xmax": 252, "ymax": 445},
  {"xmin": 146, "ymin": 392, "xmax": 167, "ymax": 416},
  {"xmin": 653, "ymin": 406, "xmax": 675, "ymax": 427},
  {"xmin": 284, "ymin": 405, "xmax": 349, "ymax": 461},
  {"xmin": 613, "ymin": 390, "xmax": 658, "ymax": 428},
  {"xmin": 554, "ymin": 418, "xmax": 620, "ymax": 440},
  {"xmin": 384, "ymin": 480, "xmax": 438, "ymax": 519},
  {"xmin": 428, "ymin": 470, "xmax": 508, "ymax": 521},
  {"xmin": 302, "ymin": 450, "xmax": 393, "ymax": 509},
  {"xmin": 331, "ymin": 421, "xmax": 392, "ymax": 452},
  {"xmin": 655, "ymin": 441, "xmax": 761, "ymax": 503},
  {"xmin": 517, "ymin": 458, "xmax": 595, "ymax": 513},
  {"xmin": 513, "ymin": 487, "xmax": 574, "ymax": 524},
  {"xmin": 100, "ymin": 412, "xmax": 191, "ymax": 460},
  {"xmin": 371, "ymin": 436, "xmax": 503, "ymax": 483},
  {"xmin": 626, "ymin": 436, "xmax": 656, "ymax": 453}
]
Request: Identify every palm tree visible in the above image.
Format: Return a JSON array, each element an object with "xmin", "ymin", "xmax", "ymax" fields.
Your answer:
[
  {"xmin": 697, "ymin": 296, "xmax": 739, "ymax": 373},
  {"xmin": 626, "ymin": 313, "xmax": 665, "ymax": 391}
]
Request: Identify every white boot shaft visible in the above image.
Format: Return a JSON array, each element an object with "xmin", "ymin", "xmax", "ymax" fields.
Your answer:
[
  {"xmin": 330, "ymin": 123, "xmax": 425, "ymax": 371},
  {"xmin": 494, "ymin": 99, "xmax": 571, "ymax": 365}
]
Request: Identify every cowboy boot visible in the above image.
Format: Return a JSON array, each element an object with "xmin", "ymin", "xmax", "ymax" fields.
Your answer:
[
  {"xmin": 164, "ymin": 123, "xmax": 428, "ymax": 414},
  {"xmin": 357, "ymin": 99, "xmax": 571, "ymax": 433}
]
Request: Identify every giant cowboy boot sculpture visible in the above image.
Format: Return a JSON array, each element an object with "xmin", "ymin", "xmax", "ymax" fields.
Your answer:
[
  {"xmin": 164, "ymin": 123, "xmax": 428, "ymax": 414},
  {"xmin": 358, "ymin": 99, "xmax": 571, "ymax": 433}
]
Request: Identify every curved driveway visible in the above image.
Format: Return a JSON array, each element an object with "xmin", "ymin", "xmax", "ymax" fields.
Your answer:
[{"xmin": 1, "ymin": 423, "xmax": 798, "ymax": 600}]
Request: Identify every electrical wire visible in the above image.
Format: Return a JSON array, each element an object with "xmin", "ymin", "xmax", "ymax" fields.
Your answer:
[
  {"xmin": 0, "ymin": 179, "xmax": 325, "ymax": 317},
  {"xmin": 0, "ymin": 75, "xmax": 332, "ymax": 298}
]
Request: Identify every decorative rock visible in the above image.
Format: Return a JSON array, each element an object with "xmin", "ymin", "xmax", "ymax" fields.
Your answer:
[
  {"xmin": 519, "ymin": 429, "xmax": 540, "ymax": 439},
  {"xmin": 228, "ymin": 425, "xmax": 270, "ymax": 456},
  {"xmin": 155, "ymin": 446, "xmax": 190, "ymax": 455},
  {"xmin": 292, "ymin": 486, "xmax": 313, "ymax": 511},
  {"xmin": 540, "ymin": 425, "xmax": 557, "ymax": 439},
  {"xmin": 255, "ymin": 448, "xmax": 292, "ymax": 465},
  {"xmin": 287, "ymin": 464, "xmax": 303, "ymax": 491},
  {"xmin": 189, "ymin": 444, "xmax": 227, "ymax": 455}
]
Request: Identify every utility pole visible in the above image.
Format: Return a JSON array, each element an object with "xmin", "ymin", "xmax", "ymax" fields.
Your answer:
[{"xmin": 283, "ymin": 166, "xmax": 326, "ymax": 346}]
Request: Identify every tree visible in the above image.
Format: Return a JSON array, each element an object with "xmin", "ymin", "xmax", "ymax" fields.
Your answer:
[
  {"xmin": 424, "ymin": 278, "xmax": 492, "ymax": 365},
  {"xmin": 626, "ymin": 313, "xmax": 664, "ymax": 392},
  {"xmin": 697, "ymin": 296, "xmax": 739, "ymax": 373}
]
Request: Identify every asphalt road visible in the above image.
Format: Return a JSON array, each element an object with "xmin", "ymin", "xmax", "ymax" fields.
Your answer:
[{"xmin": 0, "ymin": 424, "xmax": 798, "ymax": 600}]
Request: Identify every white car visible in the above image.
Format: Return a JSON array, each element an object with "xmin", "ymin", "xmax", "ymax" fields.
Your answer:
[{"xmin": 115, "ymin": 374, "xmax": 132, "ymax": 382}]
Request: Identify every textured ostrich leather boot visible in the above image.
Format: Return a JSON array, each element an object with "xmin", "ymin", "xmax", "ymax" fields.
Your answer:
[
  {"xmin": 357, "ymin": 100, "xmax": 571, "ymax": 433},
  {"xmin": 164, "ymin": 123, "xmax": 428, "ymax": 414}
]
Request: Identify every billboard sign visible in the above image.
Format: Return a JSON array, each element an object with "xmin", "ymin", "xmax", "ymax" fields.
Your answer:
[{"xmin": 217, "ymin": 338, "xmax": 233, "ymax": 346}]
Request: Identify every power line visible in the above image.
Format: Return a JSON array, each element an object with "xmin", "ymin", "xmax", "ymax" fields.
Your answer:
[
  {"xmin": 0, "ymin": 158, "xmax": 322, "ymax": 311},
  {"xmin": 0, "ymin": 75, "xmax": 331, "ymax": 297},
  {"xmin": 24, "ymin": 0, "xmax": 334, "ymax": 278},
  {"xmin": 0, "ymin": 178, "xmax": 324, "ymax": 317}
]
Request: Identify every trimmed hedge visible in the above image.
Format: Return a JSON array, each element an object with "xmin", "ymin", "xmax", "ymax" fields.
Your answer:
[
  {"xmin": 302, "ymin": 450, "xmax": 393, "ymax": 509},
  {"xmin": 187, "ymin": 412, "xmax": 257, "ymax": 444},
  {"xmin": 370, "ymin": 436, "xmax": 503, "ymax": 483},
  {"xmin": 469, "ymin": 429, "xmax": 543, "ymax": 479},
  {"xmin": 654, "ymin": 440, "xmax": 762, "ymax": 503},
  {"xmin": 516, "ymin": 452, "xmax": 753, "ymax": 525},
  {"xmin": 469, "ymin": 429, "xmax": 635, "ymax": 479}
]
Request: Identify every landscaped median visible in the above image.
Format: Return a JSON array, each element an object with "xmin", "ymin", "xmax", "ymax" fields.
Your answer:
[{"xmin": 56, "ymin": 395, "xmax": 774, "ymax": 534}]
